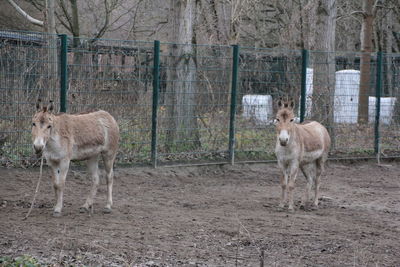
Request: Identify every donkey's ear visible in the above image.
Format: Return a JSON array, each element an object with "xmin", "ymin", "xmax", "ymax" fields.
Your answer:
[
  {"xmin": 48, "ymin": 100, "xmax": 54, "ymax": 113},
  {"xmin": 36, "ymin": 98, "xmax": 42, "ymax": 111},
  {"xmin": 289, "ymin": 100, "xmax": 295, "ymax": 109},
  {"xmin": 277, "ymin": 99, "xmax": 283, "ymax": 108}
]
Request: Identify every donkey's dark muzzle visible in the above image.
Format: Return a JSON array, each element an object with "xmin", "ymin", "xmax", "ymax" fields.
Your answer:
[
  {"xmin": 33, "ymin": 146, "xmax": 43, "ymax": 156},
  {"xmin": 279, "ymin": 141, "xmax": 288, "ymax": 146}
]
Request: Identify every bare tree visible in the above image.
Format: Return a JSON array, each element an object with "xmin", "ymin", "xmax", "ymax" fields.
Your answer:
[
  {"xmin": 165, "ymin": 0, "xmax": 200, "ymax": 151},
  {"xmin": 357, "ymin": 0, "xmax": 375, "ymax": 124},
  {"xmin": 310, "ymin": 0, "xmax": 337, "ymax": 133}
]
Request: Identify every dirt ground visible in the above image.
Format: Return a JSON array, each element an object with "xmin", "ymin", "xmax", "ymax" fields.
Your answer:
[{"xmin": 0, "ymin": 160, "xmax": 400, "ymax": 266}]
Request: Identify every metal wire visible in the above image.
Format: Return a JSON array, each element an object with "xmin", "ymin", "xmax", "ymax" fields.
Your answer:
[{"xmin": 0, "ymin": 30, "xmax": 399, "ymax": 167}]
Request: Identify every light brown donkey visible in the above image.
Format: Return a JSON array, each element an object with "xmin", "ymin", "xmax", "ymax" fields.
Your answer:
[
  {"xmin": 31, "ymin": 100, "xmax": 119, "ymax": 216},
  {"xmin": 274, "ymin": 99, "xmax": 330, "ymax": 211}
]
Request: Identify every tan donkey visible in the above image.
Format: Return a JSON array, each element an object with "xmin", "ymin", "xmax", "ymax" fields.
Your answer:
[
  {"xmin": 31, "ymin": 100, "xmax": 119, "ymax": 216},
  {"xmin": 274, "ymin": 98, "xmax": 330, "ymax": 211}
]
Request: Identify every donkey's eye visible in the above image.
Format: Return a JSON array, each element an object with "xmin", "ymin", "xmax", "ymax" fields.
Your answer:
[
  {"xmin": 276, "ymin": 118, "xmax": 280, "ymax": 122},
  {"xmin": 47, "ymin": 125, "xmax": 52, "ymax": 129},
  {"xmin": 290, "ymin": 119, "xmax": 294, "ymax": 122},
  {"xmin": 32, "ymin": 123, "xmax": 36, "ymax": 127}
]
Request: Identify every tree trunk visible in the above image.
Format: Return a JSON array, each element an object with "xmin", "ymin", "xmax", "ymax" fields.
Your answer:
[
  {"xmin": 46, "ymin": 0, "xmax": 58, "ymax": 89},
  {"xmin": 384, "ymin": 8, "xmax": 393, "ymax": 96},
  {"xmin": 309, "ymin": 0, "xmax": 337, "ymax": 149},
  {"xmin": 311, "ymin": 0, "xmax": 337, "ymax": 127},
  {"xmin": 358, "ymin": 0, "xmax": 374, "ymax": 124},
  {"xmin": 165, "ymin": 0, "xmax": 200, "ymax": 151},
  {"xmin": 70, "ymin": 0, "xmax": 82, "ymax": 65},
  {"xmin": 199, "ymin": 0, "xmax": 231, "ymax": 44}
]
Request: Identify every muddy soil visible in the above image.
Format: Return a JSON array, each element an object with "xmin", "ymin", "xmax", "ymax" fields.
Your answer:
[{"xmin": 0, "ymin": 160, "xmax": 399, "ymax": 266}]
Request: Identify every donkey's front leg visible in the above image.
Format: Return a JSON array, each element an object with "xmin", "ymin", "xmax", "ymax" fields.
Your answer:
[
  {"xmin": 287, "ymin": 165, "xmax": 299, "ymax": 212},
  {"xmin": 49, "ymin": 159, "xmax": 70, "ymax": 217},
  {"xmin": 279, "ymin": 173, "xmax": 288, "ymax": 209}
]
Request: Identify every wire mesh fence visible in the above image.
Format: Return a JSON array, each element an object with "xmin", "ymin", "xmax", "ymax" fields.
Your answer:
[
  {"xmin": 235, "ymin": 47, "xmax": 303, "ymax": 162},
  {"xmin": 156, "ymin": 42, "xmax": 232, "ymax": 166},
  {"xmin": 65, "ymin": 37, "xmax": 154, "ymax": 164},
  {"xmin": 0, "ymin": 30, "xmax": 60, "ymax": 166},
  {"xmin": 379, "ymin": 52, "xmax": 400, "ymax": 157},
  {"xmin": 307, "ymin": 50, "xmax": 378, "ymax": 158},
  {"xmin": 0, "ymin": 30, "xmax": 399, "ymax": 167}
]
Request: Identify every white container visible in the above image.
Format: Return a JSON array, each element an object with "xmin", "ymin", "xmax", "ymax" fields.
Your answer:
[{"xmin": 242, "ymin": 95, "xmax": 273, "ymax": 124}]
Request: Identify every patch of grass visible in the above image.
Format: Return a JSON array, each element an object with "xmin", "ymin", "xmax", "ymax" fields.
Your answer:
[{"xmin": 0, "ymin": 255, "xmax": 40, "ymax": 267}]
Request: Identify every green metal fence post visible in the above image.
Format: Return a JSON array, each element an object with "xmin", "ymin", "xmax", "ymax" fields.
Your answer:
[
  {"xmin": 374, "ymin": 51, "xmax": 383, "ymax": 155},
  {"xmin": 228, "ymin": 45, "xmax": 239, "ymax": 165},
  {"xmin": 151, "ymin": 40, "xmax": 160, "ymax": 168},
  {"xmin": 59, "ymin": 34, "xmax": 68, "ymax": 113},
  {"xmin": 300, "ymin": 49, "xmax": 309, "ymax": 122}
]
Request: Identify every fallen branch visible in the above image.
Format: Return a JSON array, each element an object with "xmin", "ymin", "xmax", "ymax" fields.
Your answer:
[{"xmin": 23, "ymin": 157, "xmax": 44, "ymax": 220}]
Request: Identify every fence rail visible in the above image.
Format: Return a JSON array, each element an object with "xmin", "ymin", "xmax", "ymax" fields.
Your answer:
[{"xmin": 0, "ymin": 30, "xmax": 399, "ymax": 167}]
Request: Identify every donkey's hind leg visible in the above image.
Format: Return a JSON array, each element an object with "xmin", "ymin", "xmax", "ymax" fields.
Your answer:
[
  {"xmin": 80, "ymin": 156, "xmax": 100, "ymax": 212},
  {"xmin": 102, "ymin": 152, "xmax": 116, "ymax": 213},
  {"xmin": 313, "ymin": 158, "xmax": 325, "ymax": 206},
  {"xmin": 300, "ymin": 163, "xmax": 316, "ymax": 209}
]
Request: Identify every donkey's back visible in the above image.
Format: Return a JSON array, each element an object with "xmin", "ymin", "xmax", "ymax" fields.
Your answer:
[{"xmin": 61, "ymin": 110, "xmax": 119, "ymax": 161}]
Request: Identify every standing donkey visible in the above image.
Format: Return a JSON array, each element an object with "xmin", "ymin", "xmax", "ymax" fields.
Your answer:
[
  {"xmin": 31, "ymin": 100, "xmax": 119, "ymax": 216},
  {"xmin": 274, "ymin": 98, "xmax": 330, "ymax": 211}
]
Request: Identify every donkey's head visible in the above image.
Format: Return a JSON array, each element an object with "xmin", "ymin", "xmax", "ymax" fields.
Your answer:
[
  {"xmin": 32, "ymin": 99, "xmax": 55, "ymax": 155},
  {"xmin": 275, "ymin": 98, "xmax": 295, "ymax": 146}
]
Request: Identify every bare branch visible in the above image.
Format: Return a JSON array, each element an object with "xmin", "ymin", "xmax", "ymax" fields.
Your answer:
[
  {"xmin": 58, "ymin": 0, "xmax": 74, "ymax": 32},
  {"xmin": 350, "ymin": 10, "xmax": 365, "ymax": 16},
  {"xmin": 6, "ymin": 0, "xmax": 44, "ymax": 26},
  {"xmin": 108, "ymin": 5, "xmax": 140, "ymax": 33},
  {"xmin": 372, "ymin": 0, "xmax": 379, "ymax": 15},
  {"xmin": 29, "ymin": 0, "xmax": 45, "ymax": 12},
  {"xmin": 55, "ymin": 10, "xmax": 72, "ymax": 32},
  {"xmin": 92, "ymin": 0, "xmax": 111, "ymax": 40}
]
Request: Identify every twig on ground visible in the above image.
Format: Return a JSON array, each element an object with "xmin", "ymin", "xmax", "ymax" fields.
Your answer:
[
  {"xmin": 22, "ymin": 156, "xmax": 44, "ymax": 220},
  {"xmin": 235, "ymin": 223, "xmax": 240, "ymax": 267}
]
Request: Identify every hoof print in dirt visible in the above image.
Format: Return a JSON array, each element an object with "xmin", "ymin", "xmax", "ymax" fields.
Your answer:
[
  {"xmin": 300, "ymin": 204, "xmax": 318, "ymax": 212},
  {"xmin": 52, "ymin": 211, "xmax": 61, "ymax": 217}
]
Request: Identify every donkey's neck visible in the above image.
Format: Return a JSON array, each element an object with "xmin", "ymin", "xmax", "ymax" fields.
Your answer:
[{"xmin": 44, "ymin": 118, "xmax": 70, "ymax": 161}]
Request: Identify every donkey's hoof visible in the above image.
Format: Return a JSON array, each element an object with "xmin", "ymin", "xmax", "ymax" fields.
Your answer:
[
  {"xmin": 277, "ymin": 206, "xmax": 285, "ymax": 212},
  {"xmin": 288, "ymin": 207, "xmax": 295, "ymax": 213},
  {"xmin": 52, "ymin": 211, "xmax": 62, "ymax": 217},
  {"xmin": 79, "ymin": 206, "xmax": 90, "ymax": 213},
  {"xmin": 103, "ymin": 207, "xmax": 112, "ymax": 214}
]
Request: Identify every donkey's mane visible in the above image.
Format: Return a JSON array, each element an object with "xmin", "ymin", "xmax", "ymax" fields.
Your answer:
[
  {"xmin": 76, "ymin": 110, "xmax": 98, "ymax": 115},
  {"xmin": 37, "ymin": 110, "xmax": 100, "ymax": 118}
]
